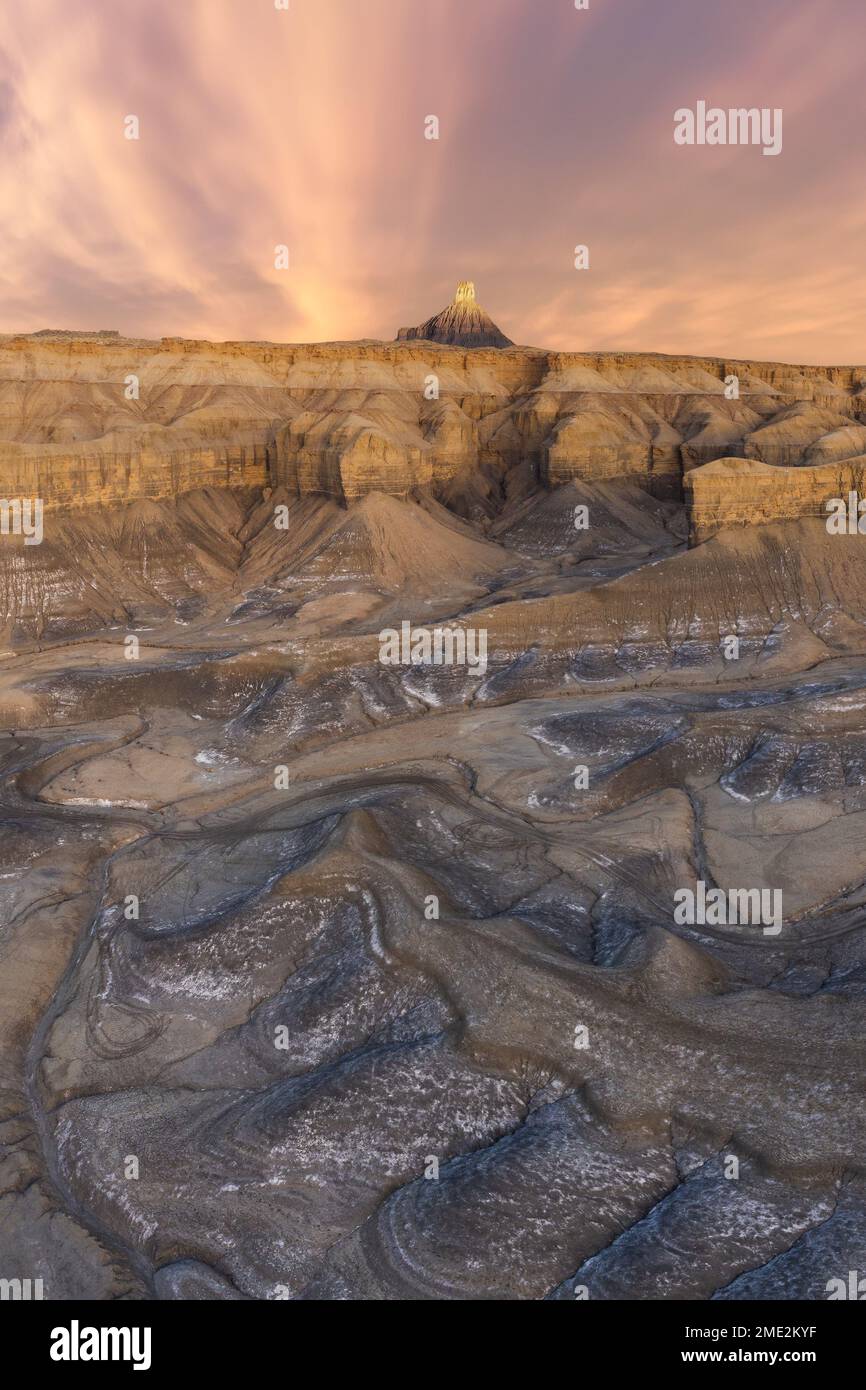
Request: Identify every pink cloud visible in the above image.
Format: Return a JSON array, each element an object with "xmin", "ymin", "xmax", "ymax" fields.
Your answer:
[{"xmin": 1, "ymin": 0, "xmax": 864, "ymax": 363}]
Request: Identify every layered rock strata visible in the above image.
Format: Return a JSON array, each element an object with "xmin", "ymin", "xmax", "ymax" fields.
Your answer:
[
  {"xmin": 686, "ymin": 456, "xmax": 866, "ymax": 541},
  {"xmin": 2, "ymin": 331, "xmax": 866, "ymax": 515},
  {"xmin": 396, "ymin": 280, "xmax": 514, "ymax": 348}
]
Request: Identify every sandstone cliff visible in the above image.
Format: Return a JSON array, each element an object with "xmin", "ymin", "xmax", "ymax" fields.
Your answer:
[
  {"xmin": 685, "ymin": 454, "xmax": 866, "ymax": 541},
  {"xmin": 2, "ymin": 331, "xmax": 866, "ymax": 521}
]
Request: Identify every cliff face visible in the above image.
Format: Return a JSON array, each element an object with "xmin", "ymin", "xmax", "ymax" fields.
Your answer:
[
  {"xmin": 2, "ymin": 332, "xmax": 866, "ymax": 518},
  {"xmin": 0, "ymin": 437, "xmax": 269, "ymax": 510},
  {"xmin": 685, "ymin": 455, "xmax": 866, "ymax": 541}
]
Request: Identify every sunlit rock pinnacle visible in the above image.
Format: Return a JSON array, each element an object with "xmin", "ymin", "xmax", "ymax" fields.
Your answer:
[{"xmin": 396, "ymin": 281, "xmax": 514, "ymax": 348}]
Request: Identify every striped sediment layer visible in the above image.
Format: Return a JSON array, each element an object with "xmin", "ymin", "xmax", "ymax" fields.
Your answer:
[
  {"xmin": 2, "ymin": 330, "xmax": 866, "ymax": 512},
  {"xmin": 685, "ymin": 455, "xmax": 866, "ymax": 541}
]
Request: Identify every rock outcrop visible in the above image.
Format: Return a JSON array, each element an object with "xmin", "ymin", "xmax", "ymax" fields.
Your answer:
[
  {"xmin": 2, "ymin": 331, "xmax": 866, "ymax": 519},
  {"xmin": 396, "ymin": 280, "xmax": 514, "ymax": 348},
  {"xmin": 685, "ymin": 454, "xmax": 866, "ymax": 541}
]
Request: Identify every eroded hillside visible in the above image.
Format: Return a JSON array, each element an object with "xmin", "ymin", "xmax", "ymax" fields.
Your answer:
[
  {"xmin": 3, "ymin": 331, "xmax": 866, "ymax": 525},
  {"xmin": 1, "ymin": 334, "xmax": 866, "ymax": 1302}
]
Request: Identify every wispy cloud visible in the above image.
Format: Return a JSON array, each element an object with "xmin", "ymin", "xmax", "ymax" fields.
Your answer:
[{"xmin": 1, "ymin": 0, "xmax": 863, "ymax": 362}]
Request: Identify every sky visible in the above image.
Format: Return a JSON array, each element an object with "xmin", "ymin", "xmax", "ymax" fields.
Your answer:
[{"xmin": 1, "ymin": 0, "xmax": 865, "ymax": 362}]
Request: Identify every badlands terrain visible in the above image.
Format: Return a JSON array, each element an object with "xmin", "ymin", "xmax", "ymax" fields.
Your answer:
[{"xmin": 2, "ymin": 301, "xmax": 866, "ymax": 1300}]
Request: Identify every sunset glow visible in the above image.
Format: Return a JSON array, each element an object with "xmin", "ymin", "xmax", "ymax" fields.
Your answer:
[{"xmin": 2, "ymin": 0, "xmax": 865, "ymax": 361}]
